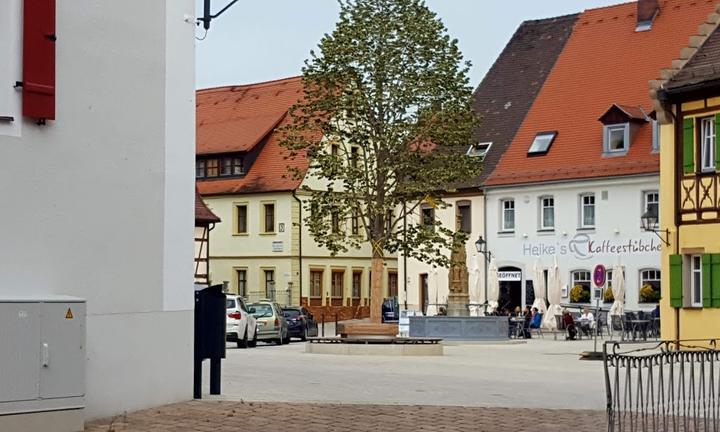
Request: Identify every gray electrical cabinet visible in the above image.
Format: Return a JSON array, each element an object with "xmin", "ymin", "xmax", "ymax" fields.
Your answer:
[{"xmin": 0, "ymin": 296, "xmax": 86, "ymax": 432}]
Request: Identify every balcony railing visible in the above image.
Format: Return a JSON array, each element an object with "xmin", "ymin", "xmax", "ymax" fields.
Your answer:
[{"xmin": 678, "ymin": 172, "xmax": 720, "ymax": 224}]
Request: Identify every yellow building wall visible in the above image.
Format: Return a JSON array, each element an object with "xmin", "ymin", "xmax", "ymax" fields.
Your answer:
[
  {"xmin": 204, "ymin": 192, "xmax": 397, "ymax": 306},
  {"xmin": 660, "ymin": 99, "xmax": 720, "ymax": 340}
]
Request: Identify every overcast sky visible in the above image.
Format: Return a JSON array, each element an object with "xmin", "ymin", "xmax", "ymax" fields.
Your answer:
[{"xmin": 195, "ymin": 0, "xmax": 623, "ymax": 89}]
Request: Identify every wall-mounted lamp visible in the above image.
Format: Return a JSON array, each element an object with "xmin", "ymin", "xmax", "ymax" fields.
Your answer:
[{"xmin": 641, "ymin": 209, "xmax": 670, "ymax": 246}]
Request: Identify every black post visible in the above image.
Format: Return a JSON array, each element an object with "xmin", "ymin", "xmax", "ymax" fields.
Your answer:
[
  {"xmin": 193, "ymin": 358, "xmax": 202, "ymax": 399},
  {"xmin": 209, "ymin": 358, "xmax": 221, "ymax": 395},
  {"xmin": 335, "ymin": 313, "xmax": 338, "ymax": 336},
  {"xmin": 321, "ymin": 313, "xmax": 325, "ymax": 337}
]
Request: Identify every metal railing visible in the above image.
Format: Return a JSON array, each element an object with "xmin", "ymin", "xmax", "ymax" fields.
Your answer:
[
  {"xmin": 245, "ymin": 289, "xmax": 291, "ymax": 306},
  {"xmin": 604, "ymin": 339, "xmax": 720, "ymax": 432}
]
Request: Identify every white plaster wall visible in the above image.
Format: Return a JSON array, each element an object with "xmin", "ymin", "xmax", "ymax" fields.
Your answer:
[
  {"xmin": 0, "ymin": 0, "xmax": 195, "ymax": 419},
  {"xmin": 485, "ymin": 175, "xmax": 661, "ymax": 311},
  {"xmin": 399, "ymin": 195, "xmax": 486, "ymax": 312}
]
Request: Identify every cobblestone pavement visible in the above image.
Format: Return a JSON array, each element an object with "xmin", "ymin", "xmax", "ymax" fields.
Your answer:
[{"xmin": 85, "ymin": 400, "xmax": 606, "ymax": 432}]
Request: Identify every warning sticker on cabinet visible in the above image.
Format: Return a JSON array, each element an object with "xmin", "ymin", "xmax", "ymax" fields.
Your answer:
[{"xmin": 65, "ymin": 308, "xmax": 73, "ymax": 319}]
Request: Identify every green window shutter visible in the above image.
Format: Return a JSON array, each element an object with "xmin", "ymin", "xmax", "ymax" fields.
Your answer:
[
  {"xmin": 703, "ymin": 254, "xmax": 712, "ymax": 307},
  {"xmin": 715, "ymin": 114, "xmax": 720, "ymax": 170},
  {"xmin": 669, "ymin": 254, "xmax": 683, "ymax": 308},
  {"xmin": 712, "ymin": 254, "xmax": 720, "ymax": 308},
  {"xmin": 684, "ymin": 118, "xmax": 695, "ymax": 174}
]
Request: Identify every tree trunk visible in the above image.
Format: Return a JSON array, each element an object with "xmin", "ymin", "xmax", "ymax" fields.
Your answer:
[{"xmin": 370, "ymin": 253, "xmax": 384, "ymax": 323}]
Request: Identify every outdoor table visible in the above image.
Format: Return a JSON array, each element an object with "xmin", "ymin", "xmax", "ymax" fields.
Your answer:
[
  {"xmin": 626, "ymin": 319, "xmax": 650, "ymax": 341},
  {"xmin": 576, "ymin": 318, "xmax": 594, "ymax": 339},
  {"xmin": 510, "ymin": 317, "xmax": 525, "ymax": 339}
]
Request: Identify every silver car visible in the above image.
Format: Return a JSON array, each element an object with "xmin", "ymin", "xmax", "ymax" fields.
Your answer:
[{"xmin": 248, "ymin": 301, "xmax": 289, "ymax": 345}]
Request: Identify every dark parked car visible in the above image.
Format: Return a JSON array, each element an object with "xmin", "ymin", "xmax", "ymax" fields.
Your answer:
[
  {"xmin": 282, "ymin": 307, "xmax": 319, "ymax": 341},
  {"xmin": 382, "ymin": 297, "xmax": 399, "ymax": 323}
]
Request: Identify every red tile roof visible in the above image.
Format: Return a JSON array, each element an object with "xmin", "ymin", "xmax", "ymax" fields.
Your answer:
[
  {"xmin": 196, "ymin": 77, "xmax": 313, "ymax": 195},
  {"xmin": 195, "ymin": 188, "xmax": 220, "ymax": 225},
  {"xmin": 485, "ymin": 0, "xmax": 718, "ymax": 187}
]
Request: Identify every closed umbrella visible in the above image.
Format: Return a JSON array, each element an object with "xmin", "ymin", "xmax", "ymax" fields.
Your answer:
[
  {"xmin": 426, "ymin": 267, "xmax": 438, "ymax": 316},
  {"xmin": 543, "ymin": 255, "xmax": 563, "ymax": 329},
  {"xmin": 486, "ymin": 259, "xmax": 499, "ymax": 314},
  {"xmin": 469, "ymin": 256, "xmax": 482, "ymax": 316},
  {"xmin": 609, "ymin": 265, "xmax": 625, "ymax": 316},
  {"xmin": 531, "ymin": 258, "xmax": 547, "ymax": 315}
]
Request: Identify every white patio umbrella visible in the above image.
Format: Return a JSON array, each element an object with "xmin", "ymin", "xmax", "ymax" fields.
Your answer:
[
  {"xmin": 531, "ymin": 258, "xmax": 547, "ymax": 315},
  {"xmin": 426, "ymin": 267, "xmax": 438, "ymax": 316},
  {"xmin": 469, "ymin": 255, "xmax": 482, "ymax": 316},
  {"xmin": 486, "ymin": 259, "xmax": 499, "ymax": 314},
  {"xmin": 609, "ymin": 264, "xmax": 625, "ymax": 316},
  {"xmin": 542, "ymin": 255, "xmax": 563, "ymax": 329}
]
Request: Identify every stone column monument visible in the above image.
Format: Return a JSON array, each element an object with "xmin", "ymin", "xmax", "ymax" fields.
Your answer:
[{"xmin": 446, "ymin": 241, "xmax": 470, "ymax": 317}]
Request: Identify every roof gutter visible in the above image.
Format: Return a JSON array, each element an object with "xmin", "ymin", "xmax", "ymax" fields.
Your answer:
[{"xmin": 659, "ymin": 79, "xmax": 720, "ymax": 103}]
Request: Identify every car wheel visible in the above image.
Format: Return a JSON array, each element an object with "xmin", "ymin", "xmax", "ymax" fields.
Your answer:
[
  {"xmin": 238, "ymin": 328, "xmax": 248, "ymax": 349},
  {"xmin": 275, "ymin": 331, "xmax": 283, "ymax": 345},
  {"xmin": 300, "ymin": 327, "xmax": 308, "ymax": 341},
  {"xmin": 282, "ymin": 330, "xmax": 290, "ymax": 344},
  {"xmin": 248, "ymin": 330, "xmax": 257, "ymax": 348}
]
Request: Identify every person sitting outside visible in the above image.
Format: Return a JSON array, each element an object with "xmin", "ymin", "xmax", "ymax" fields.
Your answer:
[
  {"xmin": 530, "ymin": 307, "xmax": 542, "ymax": 329},
  {"xmin": 579, "ymin": 306, "xmax": 595, "ymax": 337},
  {"xmin": 562, "ymin": 310, "xmax": 577, "ymax": 340}
]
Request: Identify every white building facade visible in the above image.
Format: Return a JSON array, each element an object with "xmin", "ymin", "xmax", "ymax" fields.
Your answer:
[
  {"xmin": 398, "ymin": 194, "xmax": 486, "ymax": 314},
  {"xmin": 0, "ymin": 0, "xmax": 196, "ymax": 420},
  {"xmin": 485, "ymin": 175, "xmax": 661, "ymax": 312}
]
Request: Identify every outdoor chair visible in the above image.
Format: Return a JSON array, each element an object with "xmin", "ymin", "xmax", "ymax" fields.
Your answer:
[
  {"xmin": 610, "ymin": 314, "xmax": 625, "ymax": 341},
  {"xmin": 596, "ymin": 312, "xmax": 608, "ymax": 337}
]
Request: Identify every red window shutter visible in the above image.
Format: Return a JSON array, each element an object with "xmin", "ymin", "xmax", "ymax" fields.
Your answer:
[{"xmin": 23, "ymin": 0, "xmax": 56, "ymax": 121}]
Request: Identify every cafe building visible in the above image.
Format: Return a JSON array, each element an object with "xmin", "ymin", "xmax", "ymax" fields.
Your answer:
[{"xmin": 483, "ymin": 0, "xmax": 717, "ymax": 311}]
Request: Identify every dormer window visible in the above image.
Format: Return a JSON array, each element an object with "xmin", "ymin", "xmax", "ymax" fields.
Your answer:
[
  {"xmin": 599, "ymin": 104, "xmax": 649, "ymax": 156},
  {"xmin": 604, "ymin": 124, "xmax": 629, "ymax": 154},
  {"xmin": 196, "ymin": 155, "xmax": 245, "ymax": 179},
  {"xmin": 527, "ymin": 131, "xmax": 557, "ymax": 156},
  {"xmin": 467, "ymin": 142, "xmax": 492, "ymax": 159}
]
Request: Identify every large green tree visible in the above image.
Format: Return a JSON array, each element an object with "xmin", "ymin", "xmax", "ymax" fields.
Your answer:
[{"xmin": 282, "ymin": 0, "xmax": 480, "ymax": 322}]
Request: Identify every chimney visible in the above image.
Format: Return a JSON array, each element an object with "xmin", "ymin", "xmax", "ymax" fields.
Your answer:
[{"xmin": 636, "ymin": 0, "xmax": 660, "ymax": 32}]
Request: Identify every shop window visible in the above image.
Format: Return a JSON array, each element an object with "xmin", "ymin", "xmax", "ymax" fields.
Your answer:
[
  {"xmin": 639, "ymin": 269, "xmax": 661, "ymax": 303},
  {"xmin": 570, "ymin": 270, "xmax": 591, "ymax": 303}
]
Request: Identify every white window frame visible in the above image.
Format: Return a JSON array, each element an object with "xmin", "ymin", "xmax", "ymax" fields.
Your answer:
[
  {"xmin": 570, "ymin": 270, "xmax": 592, "ymax": 303},
  {"xmin": 701, "ymin": 117, "xmax": 716, "ymax": 173},
  {"xmin": 580, "ymin": 193, "xmax": 595, "ymax": 228},
  {"xmin": 501, "ymin": 199, "xmax": 515, "ymax": 232},
  {"xmin": 690, "ymin": 255, "xmax": 703, "ymax": 307},
  {"xmin": 638, "ymin": 268, "xmax": 661, "ymax": 304},
  {"xmin": 539, "ymin": 196, "xmax": 554, "ymax": 230},
  {"xmin": 603, "ymin": 123, "xmax": 630, "ymax": 154},
  {"xmin": 643, "ymin": 190, "xmax": 659, "ymax": 228}
]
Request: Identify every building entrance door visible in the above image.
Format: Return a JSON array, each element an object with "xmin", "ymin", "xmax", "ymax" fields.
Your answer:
[
  {"xmin": 419, "ymin": 274, "xmax": 428, "ymax": 315},
  {"xmin": 498, "ymin": 266, "xmax": 522, "ymax": 312}
]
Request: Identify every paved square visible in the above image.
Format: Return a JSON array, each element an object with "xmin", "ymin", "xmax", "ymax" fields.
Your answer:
[
  {"xmin": 86, "ymin": 400, "xmax": 606, "ymax": 432},
  {"xmin": 89, "ymin": 337, "xmax": 612, "ymax": 431},
  {"xmin": 212, "ymin": 337, "xmax": 607, "ymax": 410}
]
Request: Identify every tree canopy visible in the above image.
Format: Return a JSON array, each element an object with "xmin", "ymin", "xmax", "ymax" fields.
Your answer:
[{"xmin": 282, "ymin": 0, "xmax": 481, "ymax": 269}]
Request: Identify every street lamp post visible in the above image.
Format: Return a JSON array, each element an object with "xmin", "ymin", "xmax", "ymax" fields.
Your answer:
[{"xmin": 475, "ymin": 235, "xmax": 492, "ymax": 315}]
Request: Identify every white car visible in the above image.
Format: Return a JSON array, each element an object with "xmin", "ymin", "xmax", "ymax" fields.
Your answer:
[{"xmin": 226, "ymin": 295, "xmax": 258, "ymax": 348}]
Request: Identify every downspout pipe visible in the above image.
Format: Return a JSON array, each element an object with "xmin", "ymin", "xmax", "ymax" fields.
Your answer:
[
  {"xmin": 292, "ymin": 190, "xmax": 303, "ymax": 306},
  {"xmin": 403, "ymin": 201, "xmax": 408, "ymax": 311}
]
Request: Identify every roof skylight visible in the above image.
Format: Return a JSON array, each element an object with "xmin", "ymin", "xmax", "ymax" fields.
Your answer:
[
  {"xmin": 527, "ymin": 132, "xmax": 557, "ymax": 156},
  {"xmin": 467, "ymin": 142, "xmax": 492, "ymax": 159}
]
